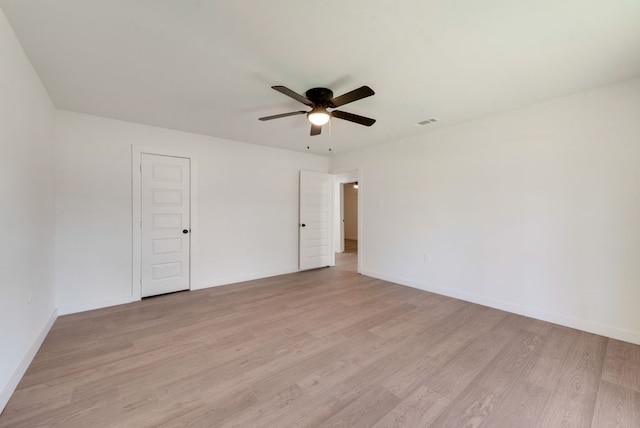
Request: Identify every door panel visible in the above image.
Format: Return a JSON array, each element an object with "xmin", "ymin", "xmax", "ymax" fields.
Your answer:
[
  {"xmin": 141, "ymin": 154, "xmax": 190, "ymax": 297},
  {"xmin": 299, "ymin": 171, "xmax": 332, "ymax": 270}
]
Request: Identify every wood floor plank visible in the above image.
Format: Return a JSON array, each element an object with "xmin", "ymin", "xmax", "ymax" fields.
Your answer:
[
  {"xmin": 418, "ymin": 317, "xmax": 521, "ymax": 401},
  {"xmin": 218, "ymin": 384, "xmax": 304, "ymax": 428},
  {"xmin": 428, "ymin": 330, "xmax": 544, "ymax": 427},
  {"xmin": 372, "ymin": 384, "xmax": 448, "ymax": 427},
  {"xmin": 602, "ymin": 339, "xmax": 640, "ymax": 393},
  {"xmin": 237, "ymin": 334, "xmax": 403, "ymax": 427},
  {"xmin": 381, "ymin": 307, "xmax": 508, "ymax": 399},
  {"xmin": 160, "ymin": 388, "xmax": 258, "ymax": 428},
  {"xmin": 1, "ymin": 251, "xmax": 638, "ymax": 427},
  {"xmin": 591, "ymin": 380, "xmax": 640, "ymax": 428},
  {"xmin": 481, "ymin": 380, "xmax": 552, "ymax": 428},
  {"xmin": 342, "ymin": 305, "xmax": 493, "ymax": 393},
  {"xmin": 187, "ymin": 331, "xmax": 383, "ymax": 411},
  {"xmin": 316, "ymin": 386, "xmax": 401, "ymax": 428},
  {"xmin": 539, "ymin": 331, "xmax": 608, "ymax": 427},
  {"xmin": 260, "ymin": 382, "xmax": 362, "ymax": 428},
  {"xmin": 525, "ymin": 325, "xmax": 579, "ymax": 390}
]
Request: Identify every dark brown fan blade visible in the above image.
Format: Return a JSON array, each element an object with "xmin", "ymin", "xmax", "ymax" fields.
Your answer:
[
  {"xmin": 272, "ymin": 86, "xmax": 313, "ymax": 106},
  {"xmin": 331, "ymin": 110, "xmax": 376, "ymax": 126},
  {"xmin": 259, "ymin": 111, "xmax": 306, "ymax": 121},
  {"xmin": 310, "ymin": 124, "xmax": 322, "ymax": 136},
  {"xmin": 328, "ymin": 86, "xmax": 374, "ymax": 108}
]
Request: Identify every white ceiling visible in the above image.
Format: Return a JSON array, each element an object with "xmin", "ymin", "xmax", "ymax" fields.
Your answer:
[{"xmin": 2, "ymin": 1, "xmax": 640, "ymax": 155}]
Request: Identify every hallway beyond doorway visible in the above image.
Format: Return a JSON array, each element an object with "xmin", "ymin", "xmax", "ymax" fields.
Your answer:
[{"xmin": 344, "ymin": 239, "xmax": 357, "ymax": 254}]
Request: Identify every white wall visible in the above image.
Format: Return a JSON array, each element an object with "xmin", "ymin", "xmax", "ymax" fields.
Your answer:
[
  {"xmin": 331, "ymin": 77, "xmax": 640, "ymax": 344},
  {"xmin": 343, "ymin": 183, "xmax": 358, "ymax": 240},
  {"xmin": 0, "ymin": 9, "xmax": 57, "ymax": 410},
  {"xmin": 55, "ymin": 111, "xmax": 328, "ymax": 313}
]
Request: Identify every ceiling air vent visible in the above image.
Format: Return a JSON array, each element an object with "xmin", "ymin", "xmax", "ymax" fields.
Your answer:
[{"xmin": 417, "ymin": 118, "xmax": 437, "ymax": 126}]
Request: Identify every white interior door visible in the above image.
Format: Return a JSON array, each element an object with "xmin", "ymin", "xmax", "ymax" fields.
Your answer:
[
  {"xmin": 141, "ymin": 154, "xmax": 191, "ymax": 297},
  {"xmin": 299, "ymin": 170, "xmax": 332, "ymax": 270}
]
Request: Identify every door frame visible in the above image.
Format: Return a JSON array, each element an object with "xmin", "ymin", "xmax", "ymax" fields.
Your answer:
[
  {"xmin": 332, "ymin": 167, "xmax": 362, "ymax": 273},
  {"xmin": 132, "ymin": 145, "xmax": 198, "ymax": 301}
]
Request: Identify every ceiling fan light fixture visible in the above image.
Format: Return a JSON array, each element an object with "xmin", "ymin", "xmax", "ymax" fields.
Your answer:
[{"xmin": 307, "ymin": 107, "xmax": 330, "ymax": 126}]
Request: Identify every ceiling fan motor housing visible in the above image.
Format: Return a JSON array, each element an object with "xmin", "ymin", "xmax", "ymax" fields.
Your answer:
[{"xmin": 305, "ymin": 87, "xmax": 334, "ymax": 106}]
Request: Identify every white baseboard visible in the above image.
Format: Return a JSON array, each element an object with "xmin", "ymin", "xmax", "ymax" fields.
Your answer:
[
  {"xmin": 57, "ymin": 295, "xmax": 135, "ymax": 316},
  {"xmin": 59, "ymin": 268, "xmax": 305, "ymax": 313},
  {"xmin": 194, "ymin": 267, "xmax": 300, "ymax": 290},
  {"xmin": 361, "ymin": 269, "xmax": 640, "ymax": 345},
  {"xmin": 1, "ymin": 308, "xmax": 58, "ymax": 413}
]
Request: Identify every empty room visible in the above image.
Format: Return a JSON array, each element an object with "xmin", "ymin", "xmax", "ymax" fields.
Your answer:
[{"xmin": 1, "ymin": 1, "xmax": 640, "ymax": 427}]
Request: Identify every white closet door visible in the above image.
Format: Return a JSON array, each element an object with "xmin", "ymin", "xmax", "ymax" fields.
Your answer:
[
  {"xmin": 299, "ymin": 170, "xmax": 332, "ymax": 270},
  {"xmin": 141, "ymin": 154, "xmax": 190, "ymax": 297}
]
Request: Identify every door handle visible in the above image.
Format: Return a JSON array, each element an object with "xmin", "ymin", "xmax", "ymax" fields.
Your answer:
[
  {"xmin": 183, "ymin": 229, "xmax": 189, "ymax": 234},
  {"xmin": 301, "ymin": 224, "xmax": 306, "ymax": 228}
]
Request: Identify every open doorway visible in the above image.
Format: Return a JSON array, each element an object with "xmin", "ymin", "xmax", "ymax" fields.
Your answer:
[
  {"xmin": 343, "ymin": 181, "xmax": 358, "ymax": 255},
  {"xmin": 332, "ymin": 168, "xmax": 361, "ymax": 273}
]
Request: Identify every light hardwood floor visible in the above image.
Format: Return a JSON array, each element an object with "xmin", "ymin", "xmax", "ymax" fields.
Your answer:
[{"xmin": 1, "ymin": 252, "xmax": 639, "ymax": 427}]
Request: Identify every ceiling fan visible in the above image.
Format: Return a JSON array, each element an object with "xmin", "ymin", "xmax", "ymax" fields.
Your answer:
[{"xmin": 259, "ymin": 85, "xmax": 376, "ymax": 136}]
